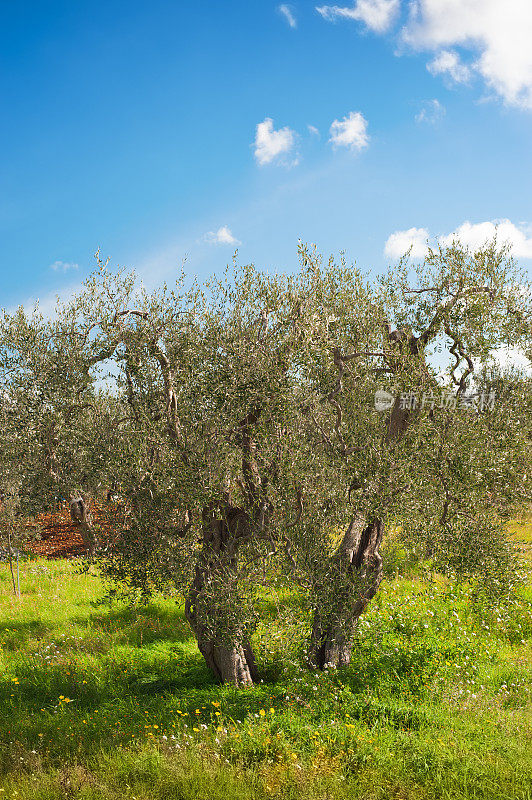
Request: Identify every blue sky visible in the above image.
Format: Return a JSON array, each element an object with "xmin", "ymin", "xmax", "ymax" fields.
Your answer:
[{"xmin": 2, "ymin": 0, "xmax": 532, "ymax": 311}]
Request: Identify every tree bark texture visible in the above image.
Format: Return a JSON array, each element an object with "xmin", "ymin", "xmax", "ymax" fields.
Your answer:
[
  {"xmin": 309, "ymin": 327, "xmax": 421, "ymax": 671},
  {"xmin": 70, "ymin": 497, "xmax": 97, "ymax": 556},
  {"xmin": 185, "ymin": 503, "xmax": 259, "ymax": 686},
  {"xmin": 308, "ymin": 515, "xmax": 383, "ymax": 669}
]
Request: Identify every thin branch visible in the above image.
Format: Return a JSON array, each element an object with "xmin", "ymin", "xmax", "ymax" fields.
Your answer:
[
  {"xmin": 444, "ymin": 323, "xmax": 474, "ymax": 393},
  {"xmin": 285, "ymin": 485, "xmax": 303, "ymax": 530}
]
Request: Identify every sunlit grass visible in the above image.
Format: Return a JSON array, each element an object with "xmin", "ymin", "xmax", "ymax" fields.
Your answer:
[
  {"xmin": 1, "ymin": 519, "xmax": 532, "ymax": 799},
  {"xmin": 508, "ymin": 512, "xmax": 532, "ymax": 544}
]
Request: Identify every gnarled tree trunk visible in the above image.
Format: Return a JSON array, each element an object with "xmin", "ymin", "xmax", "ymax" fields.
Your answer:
[
  {"xmin": 307, "ymin": 324, "xmax": 418, "ymax": 670},
  {"xmin": 185, "ymin": 503, "xmax": 259, "ymax": 686},
  {"xmin": 70, "ymin": 497, "xmax": 97, "ymax": 556},
  {"xmin": 309, "ymin": 516, "xmax": 383, "ymax": 670},
  {"xmin": 308, "ymin": 330, "xmax": 418, "ymax": 670}
]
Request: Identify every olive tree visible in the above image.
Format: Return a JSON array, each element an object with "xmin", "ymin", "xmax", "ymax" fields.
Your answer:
[
  {"xmin": 300, "ymin": 241, "xmax": 532, "ymax": 668},
  {"xmin": 1, "ymin": 241, "xmax": 531, "ymax": 684}
]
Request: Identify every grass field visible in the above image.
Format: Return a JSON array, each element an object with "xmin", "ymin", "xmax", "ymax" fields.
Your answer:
[{"xmin": 1, "ymin": 522, "xmax": 532, "ymax": 799}]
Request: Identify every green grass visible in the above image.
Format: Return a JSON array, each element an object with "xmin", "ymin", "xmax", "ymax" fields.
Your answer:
[{"xmin": 1, "ymin": 543, "xmax": 532, "ymax": 799}]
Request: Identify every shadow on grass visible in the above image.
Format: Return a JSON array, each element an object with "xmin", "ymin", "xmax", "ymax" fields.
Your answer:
[
  {"xmin": 0, "ymin": 620, "xmax": 53, "ymax": 649},
  {"xmin": 73, "ymin": 602, "xmax": 193, "ymax": 647},
  {"xmin": 256, "ymin": 591, "xmax": 306, "ymax": 622},
  {"xmin": 117, "ymin": 643, "xmax": 216, "ymax": 694},
  {"xmin": 0, "ymin": 641, "xmax": 216, "ymax": 715},
  {"xmin": 1, "ymin": 600, "xmax": 193, "ymax": 653}
]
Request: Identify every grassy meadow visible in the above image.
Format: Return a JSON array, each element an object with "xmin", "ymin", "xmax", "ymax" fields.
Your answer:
[{"xmin": 1, "ymin": 519, "xmax": 532, "ymax": 799}]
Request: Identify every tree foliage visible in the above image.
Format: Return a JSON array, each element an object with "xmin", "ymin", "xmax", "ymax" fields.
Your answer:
[{"xmin": 1, "ymin": 241, "xmax": 531, "ymax": 683}]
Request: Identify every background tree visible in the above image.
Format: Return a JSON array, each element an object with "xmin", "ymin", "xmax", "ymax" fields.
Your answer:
[{"xmin": 0, "ymin": 483, "xmax": 28, "ymax": 597}]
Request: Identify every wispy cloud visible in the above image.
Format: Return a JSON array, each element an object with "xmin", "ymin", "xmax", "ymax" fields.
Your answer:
[
  {"xmin": 329, "ymin": 111, "xmax": 369, "ymax": 151},
  {"xmin": 204, "ymin": 226, "xmax": 241, "ymax": 245},
  {"xmin": 50, "ymin": 260, "xmax": 79, "ymax": 272},
  {"xmin": 415, "ymin": 98, "xmax": 446, "ymax": 124},
  {"xmin": 427, "ymin": 50, "xmax": 471, "ymax": 85},
  {"xmin": 403, "ymin": 0, "xmax": 532, "ymax": 109},
  {"xmin": 317, "ymin": 0, "xmax": 532, "ymax": 110},
  {"xmin": 278, "ymin": 4, "xmax": 297, "ymax": 28},
  {"xmin": 307, "ymin": 124, "xmax": 320, "ymax": 137},
  {"xmin": 254, "ymin": 117, "xmax": 298, "ymax": 166},
  {"xmin": 316, "ymin": 0, "xmax": 399, "ymax": 33},
  {"xmin": 12, "ymin": 281, "xmax": 83, "ymax": 319}
]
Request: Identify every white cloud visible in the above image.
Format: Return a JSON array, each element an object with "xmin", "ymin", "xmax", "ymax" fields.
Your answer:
[
  {"xmin": 415, "ymin": 98, "xmax": 446, "ymax": 123},
  {"xmin": 403, "ymin": 0, "xmax": 532, "ymax": 108},
  {"xmin": 329, "ymin": 111, "xmax": 369, "ymax": 151},
  {"xmin": 384, "ymin": 227, "xmax": 430, "ymax": 259},
  {"xmin": 50, "ymin": 260, "xmax": 79, "ymax": 272},
  {"xmin": 204, "ymin": 226, "xmax": 241, "ymax": 246},
  {"xmin": 439, "ymin": 219, "xmax": 532, "ymax": 257},
  {"xmin": 278, "ymin": 4, "xmax": 297, "ymax": 28},
  {"xmin": 427, "ymin": 49, "xmax": 471, "ymax": 83},
  {"xmin": 316, "ymin": 0, "xmax": 399, "ymax": 32},
  {"xmin": 385, "ymin": 219, "xmax": 532, "ymax": 260},
  {"xmin": 308, "ymin": 124, "xmax": 320, "ymax": 137},
  {"xmin": 489, "ymin": 346, "xmax": 531, "ymax": 373},
  {"xmin": 253, "ymin": 117, "xmax": 297, "ymax": 166}
]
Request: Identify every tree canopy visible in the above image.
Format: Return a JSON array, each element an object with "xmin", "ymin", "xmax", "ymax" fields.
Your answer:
[{"xmin": 1, "ymin": 240, "xmax": 531, "ymax": 684}]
